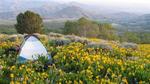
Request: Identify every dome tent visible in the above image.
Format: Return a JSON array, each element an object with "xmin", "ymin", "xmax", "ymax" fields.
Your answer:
[{"xmin": 17, "ymin": 35, "xmax": 50, "ymax": 63}]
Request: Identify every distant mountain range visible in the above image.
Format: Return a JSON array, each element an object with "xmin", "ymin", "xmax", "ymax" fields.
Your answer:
[
  {"xmin": 0, "ymin": 0, "xmax": 89, "ymax": 19},
  {"xmin": 0, "ymin": 0, "xmax": 138, "ymax": 20},
  {"xmin": 0, "ymin": 0, "xmax": 150, "ymax": 32}
]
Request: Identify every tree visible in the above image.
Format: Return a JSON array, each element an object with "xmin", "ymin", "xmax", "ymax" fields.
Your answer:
[
  {"xmin": 78, "ymin": 17, "xmax": 99, "ymax": 37},
  {"xmin": 63, "ymin": 21, "xmax": 78, "ymax": 35},
  {"xmin": 98, "ymin": 23, "xmax": 118, "ymax": 40},
  {"xmin": 15, "ymin": 11, "xmax": 44, "ymax": 34},
  {"xmin": 120, "ymin": 31, "xmax": 141, "ymax": 43},
  {"xmin": 63, "ymin": 17, "xmax": 99, "ymax": 37}
]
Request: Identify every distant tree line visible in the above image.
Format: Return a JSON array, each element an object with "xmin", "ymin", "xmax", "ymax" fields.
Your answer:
[
  {"xmin": 63, "ymin": 17, "xmax": 118, "ymax": 40},
  {"xmin": 63, "ymin": 17, "xmax": 150, "ymax": 43},
  {"xmin": 119, "ymin": 31, "xmax": 150, "ymax": 44},
  {"xmin": 14, "ymin": 11, "xmax": 150, "ymax": 44}
]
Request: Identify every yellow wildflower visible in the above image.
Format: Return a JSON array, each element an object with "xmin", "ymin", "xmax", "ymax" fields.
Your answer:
[{"xmin": 10, "ymin": 73, "xmax": 14, "ymax": 78}]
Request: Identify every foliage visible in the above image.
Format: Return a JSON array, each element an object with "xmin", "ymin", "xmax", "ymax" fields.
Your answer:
[
  {"xmin": 63, "ymin": 17, "xmax": 118, "ymax": 40},
  {"xmin": 98, "ymin": 23, "xmax": 118, "ymax": 40},
  {"xmin": 119, "ymin": 31, "xmax": 150, "ymax": 44},
  {"xmin": 119, "ymin": 31, "xmax": 140, "ymax": 43},
  {"xmin": 15, "ymin": 11, "xmax": 44, "ymax": 34},
  {"xmin": 63, "ymin": 21, "xmax": 79, "ymax": 35},
  {"xmin": 120, "ymin": 42, "xmax": 138, "ymax": 50},
  {"xmin": 1, "ymin": 17, "xmax": 150, "ymax": 43},
  {"xmin": 64, "ymin": 17, "xmax": 100, "ymax": 38},
  {"xmin": 0, "ymin": 34, "xmax": 150, "ymax": 83}
]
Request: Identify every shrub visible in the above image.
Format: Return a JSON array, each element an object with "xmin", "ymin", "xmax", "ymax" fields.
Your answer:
[
  {"xmin": 65, "ymin": 35, "xmax": 89, "ymax": 44},
  {"xmin": 15, "ymin": 11, "xmax": 44, "ymax": 34},
  {"xmin": 120, "ymin": 42, "xmax": 138, "ymax": 50},
  {"xmin": 48, "ymin": 32, "xmax": 64, "ymax": 38},
  {"xmin": 49, "ymin": 38, "xmax": 71, "ymax": 46},
  {"xmin": 86, "ymin": 42, "xmax": 112, "ymax": 51}
]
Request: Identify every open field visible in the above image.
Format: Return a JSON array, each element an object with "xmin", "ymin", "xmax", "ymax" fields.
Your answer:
[{"xmin": 0, "ymin": 33, "xmax": 149, "ymax": 83}]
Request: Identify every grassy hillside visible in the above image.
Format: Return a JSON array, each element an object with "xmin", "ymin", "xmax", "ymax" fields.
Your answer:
[
  {"xmin": 43, "ymin": 19, "xmax": 66, "ymax": 33},
  {"xmin": 0, "ymin": 19, "xmax": 66, "ymax": 34},
  {"xmin": 0, "ymin": 19, "xmax": 150, "ymax": 44},
  {"xmin": 0, "ymin": 33, "xmax": 149, "ymax": 83},
  {"xmin": 0, "ymin": 20, "xmax": 16, "ymax": 34}
]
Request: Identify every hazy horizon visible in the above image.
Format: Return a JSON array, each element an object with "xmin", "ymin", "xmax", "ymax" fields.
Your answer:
[
  {"xmin": 56, "ymin": 0, "xmax": 150, "ymax": 14},
  {"xmin": 1, "ymin": 0, "xmax": 150, "ymax": 14}
]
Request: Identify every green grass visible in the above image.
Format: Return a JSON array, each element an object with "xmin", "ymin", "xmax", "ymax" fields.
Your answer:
[{"xmin": 0, "ymin": 19, "xmax": 66, "ymax": 34}]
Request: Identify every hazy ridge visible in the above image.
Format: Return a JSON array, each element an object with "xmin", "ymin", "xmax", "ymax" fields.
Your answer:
[{"xmin": 0, "ymin": 0, "xmax": 150, "ymax": 32}]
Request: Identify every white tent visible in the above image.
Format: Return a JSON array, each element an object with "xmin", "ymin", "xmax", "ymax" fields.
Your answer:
[{"xmin": 18, "ymin": 35, "xmax": 49, "ymax": 62}]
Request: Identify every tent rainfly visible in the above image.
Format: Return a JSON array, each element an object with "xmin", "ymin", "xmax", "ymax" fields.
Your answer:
[{"xmin": 18, "ymin": 35, "xmax": 50, "ymax": 63}]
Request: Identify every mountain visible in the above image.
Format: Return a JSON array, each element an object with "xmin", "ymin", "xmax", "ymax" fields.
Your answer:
[
  {"xmin": 126, "ymin": 14, "xmax": 150, "ymax": 31},
  {"xmin": 0, "ymin": 0, "xmax": 145, "ymax": 21},
  {"xmin": 0, "ymin": 0, "xmax": 63, "ymax": 19},
  {"xmin": 0, "ymin": 0, "xmax": 94, "ymax": 20},
  {"xmin": 100, "ymin": 12, "xmax": 141, "ymax": 28},
  {"xmin": 0, "ymin": 0, "xmax": 150, "ymax": 32},
  {"xmin": 112, "ymin": 14, "xmax": 150, "ymax": 32},
  {"xmin": 0, "ymin": 0, "xmax": 119, "ymax": 20},
  {"xmin": 53, "ymin": 6, "xmax": 91, "ymax": 19}
]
